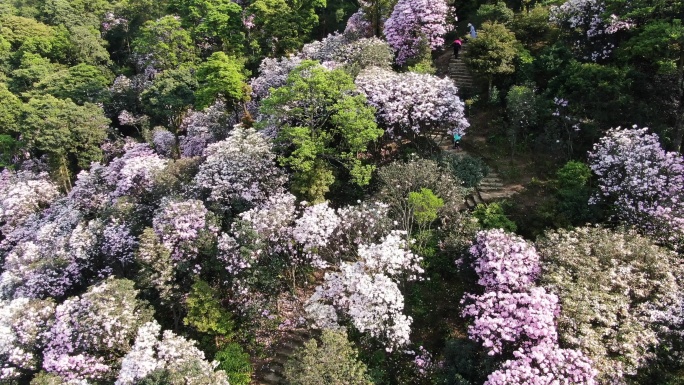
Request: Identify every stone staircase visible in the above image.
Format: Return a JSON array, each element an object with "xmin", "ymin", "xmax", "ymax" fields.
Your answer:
[
  {"xmin": 448, "ymin": 54, "xmax": 474, "ymax": 91},
  {"xmin": 464, "ymin": 172, "xmax": 510, "ymax": 209},
  {"xmin": 252, "ymin": 328, "xmax": 311, "ymax": 385}
]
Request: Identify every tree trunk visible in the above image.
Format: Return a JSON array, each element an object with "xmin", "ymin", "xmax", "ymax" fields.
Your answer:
[{"xmin": 671, "ymin": 48, "xmax": 684, "ymax": 153}]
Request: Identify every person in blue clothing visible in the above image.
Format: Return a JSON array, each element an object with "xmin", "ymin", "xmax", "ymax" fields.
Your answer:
[
  {"xmin": 468, "ymin": 23, "xmax": 477, "ymax": 38},
  {"xmin": 453, "ymin": 132, "xmax": 462, "ymax": 150}
]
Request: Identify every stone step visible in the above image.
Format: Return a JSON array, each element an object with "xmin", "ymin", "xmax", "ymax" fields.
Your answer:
[{"xmin": 479, "ymin": 191, "xmax": 518, "ymax": 202}]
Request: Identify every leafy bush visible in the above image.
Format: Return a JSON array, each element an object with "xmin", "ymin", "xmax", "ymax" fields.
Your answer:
[
  {"xmin": 440, "ymin": 153, "xmax": 489, "ymax": 188},
  {"xmin": 284, "ymin": 329, "xmax": 373, "ymax": 385},
  {"xmin": 215, "ymin": 342, "xmax": 252, "ymax": 385},
  {"xmin": 472, "ymin": 203, "xmax": 517, "ymax": 232}
]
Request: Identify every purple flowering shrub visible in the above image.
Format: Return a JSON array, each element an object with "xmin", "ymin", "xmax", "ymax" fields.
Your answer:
[
  {"xmin": 356, "ymin": 68, "xmax": 469, "ymax": 137},
  {"xmin": 104, "ymin": 143, "xmax": 168, "ymax": 198},
  {"xmin": 152, "ymin": 199, "xmax": 219, "ymax": 267},
  {"xmin": 179, "ymin": 100, "xmax": 238, "ymax": 158},
  {"xmin": 461, "ymin": 229, "xmax": 597, "ymax": 384},
  {"xmin": 588, "ymin": 127, "xmax": 684, "ymax": 247},
  {"xmin": 383, "ymin": 0, "xmax": 452, "ymax": 64},
  {"xmin": 42, "ymin": 278, "xmax": 153, "ymax": 382}
]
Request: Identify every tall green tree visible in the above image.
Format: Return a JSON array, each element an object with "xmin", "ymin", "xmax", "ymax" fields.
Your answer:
[
  {"xmin": 19, "ymin": 95, "xmax": 109, "ymax": 188},
  {"xmin": 260, "ymin": 60, "xmax": 382, "ymax": 202},
  {"xmin": 170, "ymin": 0, "xmax": 245, "ymax": 54},
  {"xmin": 140, "ymin": 67, "xmax": 197, "ymax": 130},
  {"xmin": 195, "ymin": 51, "xmax": 249, "ymax": 111},
  {"xmin": 246, "ymin": 0, "xmax": 325, "ymax": 57},
  {"xmin": 463, "ymin": 21, "xmax": 520, "ymax": 94},
  {"xmin": 132, "ymin": 15, "xmax": 196, "ymax": 71}
]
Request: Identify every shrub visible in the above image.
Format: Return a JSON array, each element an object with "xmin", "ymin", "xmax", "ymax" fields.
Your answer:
[
  {"xmin": 284, "ymin": 329, "xmax": 373, "ymax": 385},
  {"xmin": 214, "ymin": 343, "xmax": 252, "ymax": 385},
  {"xmin": 472, "ymin": 203, "xmax": 517, "ymax": 232}
]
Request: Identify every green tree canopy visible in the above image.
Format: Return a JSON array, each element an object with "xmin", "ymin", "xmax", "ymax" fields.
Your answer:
[
  {"xmin": 132, "ymin": 15, "xmax": 196, "ymax": 71},
  {"xmin": 260, "ymin": 60, "xmax": 382, "ymax": 202},
  {"xmin": 196, "ymin": 51, "xmax": 249, "ymax": 110},
  {"xmin": 464, "ymin": 21, "xmax": 520, "ymax": 92},
  {"xmin": 141, "ymin": 67, "xmax": 197, "ymax": 130},
  {"xmin": 19, "ymin": 95, "xmax": 109, "ymax": 187}
]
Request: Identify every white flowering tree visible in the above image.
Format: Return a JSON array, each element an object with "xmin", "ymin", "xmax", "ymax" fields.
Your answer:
[
  {"xmin": 194, "ymin": 124, "xmax": 288, "ymax": 207},
  {"xmin": 588, "ymin": 127, "xmax": 684, "ymax": 247},
  {"xmin": 356, "ymin": 67, "xmax": 469, "ymax": 138},
  {"xmin": 116, "ymin": 320, "xmax": 229, "ymax": 385},
  {"xmin": 537, "ymin": 226, "xmax": 683, "ymax": 384},
  {"xmin": 0, "ymin": 298, "xmax": 55, "ymax": 381},
  {"xmin": 306, "ymin": 230, "xmax": 422, "ymax": 351},
  {"xmin": 0, "ymin": 170, "xmax": 60, "ymax": 235}
]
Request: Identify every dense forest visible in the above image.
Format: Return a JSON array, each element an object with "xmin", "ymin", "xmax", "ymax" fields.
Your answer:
[{"xmin": 0, "ymin": 0, "xmax": 683, "ymax": 384}]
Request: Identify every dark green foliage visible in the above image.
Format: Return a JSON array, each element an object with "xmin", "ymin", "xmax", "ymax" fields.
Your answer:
[
  {"xmin": 214, "ymin": 342, "xmax": 253, "ymax": 385},
  {"xmin": 284, "ymin": 329, "xmax": 373, "ymax": 385},
  {"xmin": 472, "ymin": 202, "xmax": 517, "ymax": 232},
  {"xmin": 551, "ymin": 160, "xmax": 601, "ymax": 227},
  {"xmin": 196, "ymin": 52, "xmax": 248, "ymax": 110},
  {"xmin": 140, "ymin": 67, "xmax": 197, "ymax": 129},
  {"xmin": 19, "ymin": 94, "xmax": 109, "ymax": 187},
  {"xmin": 132, "ymin": 15, "xmax": 196, "ymax": 71},
  {"xmin": 31, "ymin": 63, "xmax": 111, "ymax": 104},
  {"xmin": 476, "ymin": 2, "xmax": 514, "ymax": 25},
  {"xmin": 261, "ymin": 61, "xmax": 382, "ymax": 202},
  {"xmin": 440, "ymin": 153, "xmax": 489, "ymax": 188},
  {"xmin": 435, "ymin": 338, "xmax": 497, "ymax": 385}
]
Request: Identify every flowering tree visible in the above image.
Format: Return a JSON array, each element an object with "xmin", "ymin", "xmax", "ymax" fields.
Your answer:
[
  {"xmin": 42, "ymin": 278, "xmax": 153, "ymax": 382},
  {"xmin": 194, "ymin": 124, "xmax": 287, "ymax": 206},
  {"xmin": 104, "ymin": 143, "xmax": 168, "ymax": 198},
  {"xmin": 179, "ymin": 100, "xmax": 237, "ymax": 157},
  {"xmin": 116, "ymin": 320, "xmax": 229, "ymax": 385},
  {"xmin": 152, "ymin": 199, "xmax": 219, "ymax": 267},
  {"xmin": 383, "ymin": 0, "xmax": 452, "ymax": 64},
  {"xmin": 588, "ymin": 127, "xmax": 684, "ymax": 246},
  {"xmin": 461, "ymin": 229, "xmax": 597, "ymax": 384},
  {"xmin": 536, "ymin": 226, "xmax": 683, "ymax": 383},
  {"xmin": 0, "ymin": 200, "xmax": 88, "ymax": 299},
  {"xmin": 356, "ymin": 67, "xmax": 469, "ymax": 137},
  {"xmin": 344, "ymin": 9, "xmax": 373, "ymax": 40},
  {"xmin": 0, "ymin": 298, "xmax": 55, "ymax": 381},
  {"xmin": 0, "ymin": 170, "xmax": 60, "ymax": 235},
  {"xmin": 305, "ymin": 230, "xmax": 421, "ymax": 351},
  {"xmin": 550, "ymin": 0, "xmax": 633, "ymax": 61},
  {"xmin": 300, "ymin": 34, "xmax": 394, "ymax": 75}
]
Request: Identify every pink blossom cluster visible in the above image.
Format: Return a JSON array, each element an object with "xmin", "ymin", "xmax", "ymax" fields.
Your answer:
[
  {"xmin": 469, "ymin": 229, "xmax": 541, "ymax": 292},
  {"xmin": 102, "ymin": 12, "xmax": 128, "ymax": 31},
  {"xmin": 344, "ymin": 9, "xmax": 373, "ymax": 40},
  {"xmin": 588, "ymin": 127, "xmax": 684, "ymax": 246},
  {"xmin": 485, "ymin": 341, "xmax": 597, "ymax": 385},
  {"xmin": 292, "ymin": 202, "xmax": 341, "ymax": 268},
  {"xmin": 462, "ymin": 288, "xmax": 559, "ymax": 355},
  {"xmin": 104, "ymin": 143, "xmax": 168, "ymax": 198},
  {"xmin": 116, "ymin": 320, "xmax": 229, "ymax": 385},
  {"xmin": 462, "ymin": 230, "xmax": 597, "ymax": 384},
  {"xmin": 193, "ymin": 124, "xmax": 287, "ymax": 205},
  {"xmin": 299, "ymin": 34, "xmax": 394, "ymax": 74},
  {"xmin": 383, "ymin": 0, "xmax": 452, "ymax": 64},
  {"xmin": 0, "ymin": 170, "xmax": 60, "ymax": 235},
  {"xmin": 152, "ymin": 199, "xmax": 218, "ymax": 263},
  {"xmin": 42, "ymin": 278, "xmax": 152, "ymax": 382},
  {"xmin": 356, "ymin": 67, "xmax": 469, "ymax": 137}
]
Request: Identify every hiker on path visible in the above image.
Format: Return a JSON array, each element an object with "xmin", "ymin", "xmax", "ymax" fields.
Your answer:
[
  {"xmin": 453, "ymin": 38, "xmax": 462, "ymax": 58},
  {"xmin": 453, "ymin": 132, "xmax": 462, "ymax": 150},
  {"xmin": 468, "ymin": 23, "xmax": 477, "ymax": 39}
]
